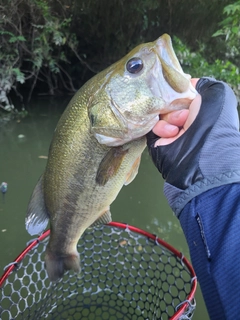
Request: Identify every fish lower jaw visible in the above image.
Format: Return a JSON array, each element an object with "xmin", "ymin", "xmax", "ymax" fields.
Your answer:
[
  {"xmin": 95, "ymin": 133, "xmax": 125, "ymax": 146},
  {"xmin": 95, "ymin": 115, "xmax": 159, "ymax": 147}
]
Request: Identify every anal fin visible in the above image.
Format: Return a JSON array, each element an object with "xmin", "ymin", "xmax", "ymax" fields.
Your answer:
[
  {"xmin": 90, "ymin": 209, "xmax": 112, "ymax": 227},
  {"xmin": 25, "ymin": 175, "xmax": 49, "ymax": 235}
]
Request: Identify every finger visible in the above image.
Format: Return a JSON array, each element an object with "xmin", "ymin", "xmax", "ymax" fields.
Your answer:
[
  {"xmin": 183, "ymin": 94, "xmax": 201, "ymax": 130},
  {"xmin": 152, "ymin": 120, "xmax": 179, "ymax": 138},
  {"xmin": 160, "ymin": 109, "xmax": 189, "ymax": 126},
  {"xmin": 154, "ymin": 136, "xmax": 178, "ymax": 146},
  {"xmin": 152, "ymin": 110, "xmax": 189, "ymax": 139},
  {"xmin": 154, "ymin": 94, "xmax": 201, "ymax": 146},
  {"xmin": 154, "ymin": 127, "xmax": 186, "ymax": 146},
  {"xmin": 190, "ymin": 78, "xmax": 200, "ymax": 88}
]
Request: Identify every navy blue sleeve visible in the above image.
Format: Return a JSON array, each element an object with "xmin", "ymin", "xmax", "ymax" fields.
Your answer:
[
  {"xmin": 179, "ymin": 183, "xmax": 240, "ymax": 320},
  {"xmin": 147, "ymin": 78, "xmax": 240, "ymax": 217}
]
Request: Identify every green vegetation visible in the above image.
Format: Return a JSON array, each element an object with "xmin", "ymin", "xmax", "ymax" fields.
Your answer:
[
  {"xmin": 0, "ymin": 0, "xmax": 239, "ymax": 112},
  {"xmin": 0, "ymin": 0, "xmax": 79, "ymax": 112},
  {"xmin": 173, "ymin": 37, "xmax": 240, "ymax": 99}
]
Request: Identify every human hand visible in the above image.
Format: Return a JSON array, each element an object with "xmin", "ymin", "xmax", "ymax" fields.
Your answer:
[
  {"xmin": 147, "ymin": 77, "xmax": 240, "ymax": 216},
  {"xmin": 152, "ymin": 78, "xmax": 201, "ymax": 146}
]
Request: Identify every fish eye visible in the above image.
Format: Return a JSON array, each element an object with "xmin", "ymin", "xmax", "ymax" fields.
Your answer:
[{"xmin": 126, "ymin": 57, "xmax": 143, "ymax": 74}]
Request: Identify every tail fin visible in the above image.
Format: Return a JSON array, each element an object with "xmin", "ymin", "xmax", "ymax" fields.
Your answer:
[
  {"xmin": 26, "ymin": 175, "xmax": 49, "ymax": 236},
  {"xmin": 45, "ymin": 248, "xmax": 80, "ymax": 282}
]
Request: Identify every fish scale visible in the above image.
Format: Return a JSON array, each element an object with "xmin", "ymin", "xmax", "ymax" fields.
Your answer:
[{"xmin": 25, "ymin": 34, "xmax": 197, "ymax": 281}]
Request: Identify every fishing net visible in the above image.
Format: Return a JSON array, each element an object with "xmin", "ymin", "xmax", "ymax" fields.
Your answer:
[{"xmin": 0, "ymin": 222, "xmax": 197, "ymax": 320}]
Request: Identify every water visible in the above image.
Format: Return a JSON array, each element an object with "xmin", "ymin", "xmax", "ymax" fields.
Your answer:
[{"xmin": 0, "ymin": 97, "xmax": 209, "ymax": 319}]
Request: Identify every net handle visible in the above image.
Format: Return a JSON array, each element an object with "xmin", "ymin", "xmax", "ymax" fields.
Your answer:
[{"xmin": 0, "ymin": 222, "xmax": 197, "ymax": 320}]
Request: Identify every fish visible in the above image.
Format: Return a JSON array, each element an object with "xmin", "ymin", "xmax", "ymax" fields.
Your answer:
[{"xmin": 25, "ymin": 34, "xmax": 197, "ymax": 281}]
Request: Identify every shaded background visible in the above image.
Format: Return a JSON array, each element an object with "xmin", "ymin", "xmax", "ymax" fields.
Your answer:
[{"xmin": 1, "ymin": 0, "xmax": 240, "ymax": 109}]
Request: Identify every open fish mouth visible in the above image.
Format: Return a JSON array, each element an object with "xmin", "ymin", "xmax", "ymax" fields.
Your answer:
[
  {"xmin": 156, "ymin": 34, "xmax": 191, "ymax": 93},
  {"xmin": 91, "ymin": 34, "xmax": 197, "ymax": 147},
  {"xmin": 150, "ymin": 34, "xmax": 197, "ymax": 103}
]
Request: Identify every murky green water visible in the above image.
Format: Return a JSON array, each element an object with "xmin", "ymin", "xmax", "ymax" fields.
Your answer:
[{"xmin": 0, "ymin": 97, "xmax": 209, "ymax": 319}]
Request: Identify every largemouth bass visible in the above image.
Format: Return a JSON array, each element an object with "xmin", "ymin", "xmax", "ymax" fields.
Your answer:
[{"xmin": 25, "ymin": 34, "xmax": 197, "ymax": 281}]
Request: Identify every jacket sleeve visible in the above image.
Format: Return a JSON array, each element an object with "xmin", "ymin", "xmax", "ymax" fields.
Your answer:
[
  {"xmin": 147, "ymin": 78, "xmax": 240, "ymax": 217},
  {"xmin": 179, "ymin": 182, "xmax": 240, "ymax": 319}
]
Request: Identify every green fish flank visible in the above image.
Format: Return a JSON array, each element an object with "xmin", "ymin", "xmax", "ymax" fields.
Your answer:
[{"xmin": 25, "ymin": 34, "xmax": 197, "ymax": 281}]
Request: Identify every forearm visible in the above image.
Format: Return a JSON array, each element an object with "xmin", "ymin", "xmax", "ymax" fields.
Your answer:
[
  {"xmin": 147, "ymin": 77, "xmax": 240, "ymax": 319},
  {"xmin": 164, "ymin": 169, "xmax": 240, "ymax": 217},
  {"xmin": 148, "ymin": 77, "xmax": 240, "ymax": 217},
  {"xmin": 179, "ymin": 183, "xmax": 240, "ymax": 319}
]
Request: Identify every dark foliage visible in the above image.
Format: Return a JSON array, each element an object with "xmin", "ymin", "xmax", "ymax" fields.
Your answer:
[{"xmin": 0, "ymin": 0, "xmax": 238, "ymax": 111}]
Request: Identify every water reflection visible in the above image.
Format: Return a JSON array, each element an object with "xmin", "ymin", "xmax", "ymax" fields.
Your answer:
[{"xmin": 0, "ymin": 97, "xmax": 209, "ymax": 319}]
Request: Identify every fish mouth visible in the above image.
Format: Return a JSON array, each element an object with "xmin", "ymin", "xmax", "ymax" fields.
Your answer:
[
  {"xmin": 93, "ymin": 34, "xmax": 197, "ymax": 147},
  {"xmin": 156, "ymin": 34, "xmax": 185, "ymax": 75},
  {"xmin": 152, "ymin": 34, "xmax": 197, "ymax": 101}
]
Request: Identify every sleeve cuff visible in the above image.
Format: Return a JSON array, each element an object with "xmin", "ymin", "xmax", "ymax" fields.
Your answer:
[{"xmin": 164, "ymin": 170, "xmax": 240, "ymax": 218}]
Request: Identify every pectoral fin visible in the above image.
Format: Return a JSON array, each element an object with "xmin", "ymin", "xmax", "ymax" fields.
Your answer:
[
  {"xmin": 96, "ymin": 147, "xmax": 128, "ymax": 186},
  {"xmin": 124, "ymin": 156, "xmax": 141, "ymax": 185},
  {"xmin": 25, "ymin": 175, "xmax": 49, "ymax": 235},
  {"xmin": 90, "ymin": 209, "xmax": 112, "ymax": 227}
]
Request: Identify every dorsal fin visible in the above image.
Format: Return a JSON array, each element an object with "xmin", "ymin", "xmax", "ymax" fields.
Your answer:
[{"xmin": 25, "ymin": 175, "xmax": 49, "ymax": 235}]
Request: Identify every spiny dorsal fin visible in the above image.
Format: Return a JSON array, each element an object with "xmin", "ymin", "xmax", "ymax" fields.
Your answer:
[
  {"xmin": 25, "ymin": 175, "xmax": 49, "ymax": 235},
  {"xmin": 96, "ymin": 146, "xmax": 128, "ymax": 186},
  {"xmin": 90, "ymin": 210, "xmax": 112, "ymax": 227}
]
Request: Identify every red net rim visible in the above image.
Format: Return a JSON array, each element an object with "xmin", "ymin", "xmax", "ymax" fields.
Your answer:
[{"xmin": 0, "ymin": 222, "xmax": 197, "ymax": 320}]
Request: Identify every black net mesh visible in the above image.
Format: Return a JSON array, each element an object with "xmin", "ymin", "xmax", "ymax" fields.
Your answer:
[{"xmin": 0, "ymin": 224, "xmax": 196, "ymax": 320}]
